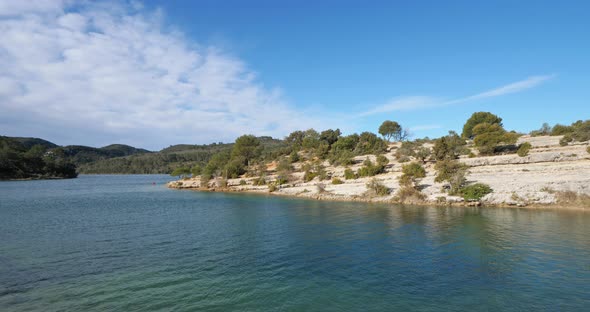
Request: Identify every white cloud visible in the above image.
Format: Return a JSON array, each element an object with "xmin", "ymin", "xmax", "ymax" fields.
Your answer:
[
  {"xmin": 360, "ymin": 96, "xmax": 439, "ymax": 116},
  {"xmin": 362, "ymin": 75, "xmax": 555, "ymax": 116},
  {"xmin": 0, "ymin": 0, "xmax": 322, "ymax": 149},
  {"xmin": 449, "ymin": 74, "xmax": 555, "ymax": 104}
]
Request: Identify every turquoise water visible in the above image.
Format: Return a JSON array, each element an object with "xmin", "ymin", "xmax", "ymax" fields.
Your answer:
[{"xmin": 0, "ymin": 175, "xmax": 589, "ymax": 311}]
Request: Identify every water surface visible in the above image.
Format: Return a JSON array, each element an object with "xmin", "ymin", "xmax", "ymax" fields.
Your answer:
[{"xmin": 1, "ymin": 175, "xmax": 589, "ymax": 311}]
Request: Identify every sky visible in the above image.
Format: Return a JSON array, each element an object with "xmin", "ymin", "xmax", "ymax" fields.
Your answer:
[{"xmin": 0, "ymin": 0, "xmax": 588, "ymax": 150}]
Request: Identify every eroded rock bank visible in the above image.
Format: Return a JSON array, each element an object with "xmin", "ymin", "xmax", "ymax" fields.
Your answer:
[{"xmin": 169, "ymin": 135, "xmax": 590, "ymax": 209}]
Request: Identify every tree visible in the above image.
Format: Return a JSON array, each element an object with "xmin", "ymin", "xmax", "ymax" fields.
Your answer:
[
  {"xmin": 472, "ymin": 123, "xmax": 518, "ymax": 155},
  {"xmin": 433, "ymin": 131, "xmax": 465, "ymax": 160},
  {"xmin": 319, "ymin": 129, "xmax": 341, "ymax": 146},
  {"xmin": 378, "ymin": 120, "xmax": 402, "ymax": 142},
  {"xmin": 462, "ymin": 112, "xmax": 503, "ymax": 139},
  {"xmin": 355, "ymin": 132, "xmax": 387, "ymax": 155},
  {"xmin": 231, "ymin": 135, "xmax": 261, "ymax": 166},
  {"xmin": 170, "ymin": 166, "xmax": 190, "ymax": 178}
]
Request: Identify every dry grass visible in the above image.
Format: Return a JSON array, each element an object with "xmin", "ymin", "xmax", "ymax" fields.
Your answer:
[{"xmin": 555, "ymin": 191, "xmax": 590, "ymax": 208}]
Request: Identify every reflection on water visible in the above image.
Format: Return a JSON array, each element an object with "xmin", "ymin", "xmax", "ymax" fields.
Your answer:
[{"xmin": 1, "ymin": 175, "xmax": 589, "ymax": 311}]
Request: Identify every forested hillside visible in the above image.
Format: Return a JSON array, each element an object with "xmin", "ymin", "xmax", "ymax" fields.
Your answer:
[{"xmin": 0, "ymin": 136, "xmax": 77, "ymax": 180}]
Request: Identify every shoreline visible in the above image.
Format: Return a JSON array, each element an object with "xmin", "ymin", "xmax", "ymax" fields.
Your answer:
[
  {"xmin": 168, "ymin": 135, "xmax": 590, "ymax": 211},
  {"xmin": 167, "ymin": 184, "xmax": 590, "ymax": 212}
]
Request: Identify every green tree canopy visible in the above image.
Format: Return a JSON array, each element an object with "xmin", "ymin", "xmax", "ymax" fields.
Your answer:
[
  {"xmin": 231, "ymin": 135, "xmax": 261, "ymax": 165},
  {"xmin": 378, "ymin": 120, "xmax": 402, "ymax": 142},
  {"xmin": 462, "ymin": 112, "xmax": 503, "ymax": 139},
  {"xmin": 472, "ymin": 123, "xmax": 518, "ymax": 155}
]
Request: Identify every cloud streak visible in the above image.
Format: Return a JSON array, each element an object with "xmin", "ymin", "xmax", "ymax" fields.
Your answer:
[
  {"xmin": 0, "ymin": 0, "xmax": 323, "ymax": 149},
  {"xmin": 362, "ymin": 75, "xmax": 555, "ymax": 116}
]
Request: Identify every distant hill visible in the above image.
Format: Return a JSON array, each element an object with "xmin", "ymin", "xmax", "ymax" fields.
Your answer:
[
  {"xmin": 0, "ymin": 136, "xmax": 76, "ymax": 180},
  {"xmin": 55, "ymin": 144, "xmax": 151, "ymax": 164},
  {"xmin": 11, "ymin": 137, "xmax": 59, "ymax": 150},
  {"xmin": 1, "ymin": 135, "xmax": 287, "ymax": 175},
  {"xmin": 78, "ymin": 136, "xmax": 287, "ymax": 174}
]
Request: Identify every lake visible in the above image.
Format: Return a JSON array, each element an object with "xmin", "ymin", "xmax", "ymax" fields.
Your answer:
[{"xmin": 1, "ymin": 175, "xmax": 589, "ymax": 311}]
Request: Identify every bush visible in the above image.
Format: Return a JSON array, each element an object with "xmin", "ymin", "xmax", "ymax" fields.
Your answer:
[
  {"xmin": 433, "ymin": 131, "xmax": 465, "ymax": 160},
  {"xmin": 268, "ymin": 184, "xmax": 278, "ymax": 192},
  {"xmin": 357, "ymin": 158, "xmax": 385, "ymax": 177},
  {"xmin": 401, "ymin": 162, "xmax": 426, "ymax": 179},
  {"xmin": 303, "ymin": 170, "xmax": 317, "ymax": 182},
  {"xmin": 551, "ymin": 124, "xmax": 574, "ymax": 135},
  {"xmin": 200, "ymin": 173, "xmax": 212, "ymax": 187},
  {"xmin": 517, "ymin": 142, "xmax": 532, "ymax": 157},
  {"xmin": 395, "ymin": 186, "xmax": 425, "ymax": 202},
  {"xmin": 344, "ymin": 168, "xmax": 357, "ymax": 180},
  {"xmin": 252, "ymin": 176, "xmax": 266, "ymax": 186},
  {"xmin": 332, "ymin": 178, "xmax": 344, "ymax": 185},
  {"xmin": 329, "ymin": 149, "xmax": 354, "ymax": 166},
  {"xmin": 560, "ymin": 134, "xmax": 573, "ymax": 146},
  {"xmin": 399, "ymin": 162, "xmax": 426, "ymax": 188},
  {"xmin": 395, "ymin": 142, "xmax": 416, "ymax": 161},
  {"xmin": 587, "ymin": 146, "xmax": 590, "ymax": 154},
  {"xmin": 289, "ymin": 150, "xmax": 300, "ymax": 163},
  {"xmin": 366, "ymin": 178, "xmax": 390, "ymax": 196},
  {"xmin": 415, "ymin": 147, "xmax": 431, "ymax": 163},
  {"xmin": 460, "ymin": 183, "xmax": 492, "ymax": 201},
  {"xmin": 239, "ymin": 179, "xmax": 247, "ymax": 186},
  {"xmin": 472, "ymin": 123, "xmax": 517, "ymax": 155},
  {"xmin": 434, "ymin": 159, "xmax": 467, "ymax": 193},
  {"xmin": 462, "ymin": 112, "xmax": 503, "ymax": 139},
  {"xmin": 376, "ymin": 154, "xmax": 389, "ymax": 166}
]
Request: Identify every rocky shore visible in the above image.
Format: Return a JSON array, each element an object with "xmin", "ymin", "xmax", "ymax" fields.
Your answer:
[{"xmin": 168, "ymin": 135, "xmax": 590, "ymax": 210}]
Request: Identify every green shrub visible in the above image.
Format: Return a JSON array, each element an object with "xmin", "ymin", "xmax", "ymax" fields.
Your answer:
[
  {"xmin": 397, "ymin": 155, "xmax": 410, "ymax": 163},
  {"xmin": 587, "ymin": 146, "xmax": 590, "ymax": 154},
  {"xmin": 303, "ymin": 170, "xmax": 317, "ymax": 182},
  {"xmin": 462, "ymin": 112, "xmax": 503, "ymax": 139},
  {"xmin": 472, "ymin": 123, "xmax": 517, "ymax": 155},
  {"xmin": 401, "ymin": 162, "xmax": 426, "ymax": 179},
  {"xmin": 551, "ymin": 124, "xmax": 574, "ymax": 135},
  {"xmin": 415, "ymin": 147, "xmax": 431, "ymax": 163},
  {"xmin": 328, "ymin": 149, "xmax": 355, "ymax": 166},
  {"xmin": 239, "ymin": 179, "xmax": 247, "ymax": 185},
  {"xmin": 344, "ymin": 168, "xmax": 357, "ymax": 180},
  {"xmin": 289, "ymin": 150, "xmax": 300, "ymax": 163},
  {"xmin": 376, "ymin": 154, "xmax": 389, "ymax": 166},
  {"xmin": 460, "ymin": 183, "xmax": 492, "ymax": 201},
  {"xmin": 433, "ymin": 131, "xmax": 465, "ymax": 160},
  {"xmin": 366, "ymin": 178, "xmax": 390, "ymax": 196},
  {"xmin": 357, "ymin": 158, "xmax": 385, "ymax": 177},
  {"xmin": 399, "ymin": 162, "xmax": 426, "ymax": 188},
  {"xmin": 559, "ymin": 134, "xmax": 573, "ymax": 146},
  {"xmin": 252, "ymin": 176, "xmax": 266, "ymax": 186},
  {"xmin": 200, "ymin": 173, "xmax": 212, "ymax": 187},
  {"xmin": 517, "ymin": 142, "xmax": 532, "ymax": 157},
  {"xmin": 268, "ymin": 184, "xmax": 278, "ymax": 192},
  {"xmin": 332, "ymin": 178, "xmax": 344, "ymax": 185},
  {"xmin": 395, "ymin": 144, "xmax": 415, "ymax": 161},
  {"xmin": 434, "ymin": 159, "xmax": 467, "ymax": 194}
]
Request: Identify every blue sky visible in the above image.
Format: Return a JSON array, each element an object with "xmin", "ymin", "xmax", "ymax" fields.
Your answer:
[{"xmin": 0, "ymin": 0, "xmax": 588, "ymax": 149}]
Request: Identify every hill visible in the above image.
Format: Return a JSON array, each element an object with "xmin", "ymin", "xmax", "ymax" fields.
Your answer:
[
  {"xmin": 0, "ymin": 136, "xmax": 76, "ymax": 180},
  {"xmin": 78, "ymin": 136, "xmax": 286, "ymax": 174}
]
